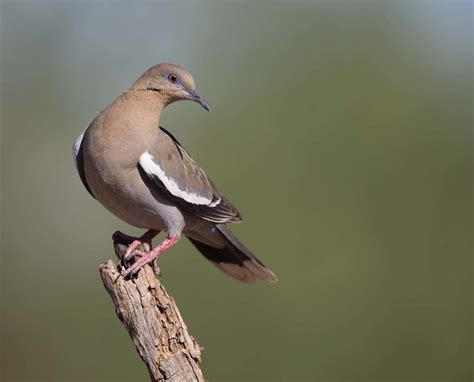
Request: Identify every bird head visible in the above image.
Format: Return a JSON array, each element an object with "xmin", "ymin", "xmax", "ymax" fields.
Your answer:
[{"xmin": 131, "ymin": 63, "xmax": 211, "ymax": 111}]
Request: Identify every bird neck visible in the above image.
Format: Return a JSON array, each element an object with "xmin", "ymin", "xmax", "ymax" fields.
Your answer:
[{"xmin": 120, "ymin": 90, "xmax": 167, "ymax": 120}]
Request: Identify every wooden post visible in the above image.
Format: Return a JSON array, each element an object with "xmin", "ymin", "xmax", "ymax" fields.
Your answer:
[{"xmin": 99, "ymin": 231, "xmax": 205, "ymax": 382}]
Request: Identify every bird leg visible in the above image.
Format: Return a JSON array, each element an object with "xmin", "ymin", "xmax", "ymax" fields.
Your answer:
[
  {"xmin": 124, "ymin": 229, "xmax": 161, "ymax": 261},
  {"xmin": 121, "ymin": 235, "xmax": 179, "ymax": 278}
]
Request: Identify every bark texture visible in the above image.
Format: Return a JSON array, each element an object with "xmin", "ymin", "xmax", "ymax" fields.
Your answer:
[{"xmin": 99, "ymin": 231, "xmax": 205, "ymax": 382}]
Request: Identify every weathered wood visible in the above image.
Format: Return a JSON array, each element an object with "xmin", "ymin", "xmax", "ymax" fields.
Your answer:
[{"xmin": 99, "ymin": 231, "xmax": 205, "ymax": 382}]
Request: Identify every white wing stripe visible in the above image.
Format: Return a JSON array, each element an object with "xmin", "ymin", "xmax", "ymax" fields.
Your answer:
[{"xmin": 140, "ymin": 152, "xmax": 217, "ymax": 206}]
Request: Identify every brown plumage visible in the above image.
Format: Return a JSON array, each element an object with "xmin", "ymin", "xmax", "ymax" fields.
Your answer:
[{"xmin": 73, "ymin": 63, "xmax": 277, "ymax": 283}]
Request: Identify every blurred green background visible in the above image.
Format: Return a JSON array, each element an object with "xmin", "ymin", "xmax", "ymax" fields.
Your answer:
[{"xmin": 1, "ymin": 1, "xmax": 472, "ymax": 381}]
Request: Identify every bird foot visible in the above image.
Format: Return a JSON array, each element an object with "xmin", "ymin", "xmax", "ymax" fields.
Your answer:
[
  {"xmin": 121, "ymin": 236, "xmax": 179, "ymax": 278},
  {"xmin": 124, "ymin": 240, "xmax": 151, "ymax": 261},
  {"xmin": 112, "ymin": 229, "xmax": 162, "ymax": 278},
  {"xmin": 122, "ymin": 240, "xmax": 162, "ymax": 276},
  {"xmin": 114, "ymin": 229, "xmax": 160, "ymax": 261}
]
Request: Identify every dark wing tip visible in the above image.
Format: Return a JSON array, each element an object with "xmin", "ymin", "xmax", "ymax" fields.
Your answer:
[{"xmin": 188, "ymin": 226, "xmax": 278, "ymax": 284}]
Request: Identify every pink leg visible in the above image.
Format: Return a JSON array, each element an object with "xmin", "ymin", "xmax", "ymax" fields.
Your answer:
[
  {"xmin": 122, "ymin": 235, "xmax": 179, "ymax": 277},
  {"xmin": 124, "ymin": 229, "xmax": 160, "ymax": 260}
]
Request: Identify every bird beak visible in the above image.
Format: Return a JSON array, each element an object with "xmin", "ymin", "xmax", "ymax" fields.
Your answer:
[{"xmin": 185, "ymin": 88, "xmax": 211, "ymax": 112}]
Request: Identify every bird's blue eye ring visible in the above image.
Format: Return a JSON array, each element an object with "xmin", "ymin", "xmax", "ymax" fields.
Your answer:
[{"xmin": 168, "ymin": 73, "xmax": 178, "ymax": 83}]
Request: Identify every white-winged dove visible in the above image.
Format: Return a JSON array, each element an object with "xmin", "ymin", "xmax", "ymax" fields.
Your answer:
[{"xmin": 73, "ymin": 63, "xmax": 277, "ymax": 283}]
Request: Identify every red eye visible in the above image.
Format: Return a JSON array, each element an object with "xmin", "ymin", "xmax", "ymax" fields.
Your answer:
[{"xmin": 168, "ymin": 73, "xmax": 178, "ymax": 83}]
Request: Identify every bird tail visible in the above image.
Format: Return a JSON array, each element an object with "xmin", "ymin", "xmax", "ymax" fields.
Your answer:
[{"xmin": 186, "ymin": 224, "xmax": 278, "ymax": 283}]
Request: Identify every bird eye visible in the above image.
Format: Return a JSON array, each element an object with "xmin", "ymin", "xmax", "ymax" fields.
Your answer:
[{"xmin": 168, "ymin": 73, "xmax": 178, "ymax": 83}]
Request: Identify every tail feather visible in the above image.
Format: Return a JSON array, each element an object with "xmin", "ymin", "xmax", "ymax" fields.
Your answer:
[{"xmin": 187, "ymin": 225, "xmax": 278, "ymax": 283}]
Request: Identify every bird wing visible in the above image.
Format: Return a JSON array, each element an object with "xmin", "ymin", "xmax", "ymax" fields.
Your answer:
[
  {"xmin": 138, "ymin": 127, "xmax": 241, "ymax": 224},
  {"xmin": 72, "ymin": 129, "xmax": 95, "ymax": 198}
]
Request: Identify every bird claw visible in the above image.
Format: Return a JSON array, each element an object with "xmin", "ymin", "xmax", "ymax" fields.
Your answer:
[
  {"xmin": 121, "ymin": 242, "xmax": 157, "ymax": 277},
  {"xmin": 121, "ymin": 252, "xmax": 154, "ymax": 277},
  {"xmin": 121, "ymin": 247, "xmax": 149, "ymax": 279},
  {"xmin": 116, "ymin": 231, "xmax": 175, "ymax": 279},
  {"xmin": 120, "ymin": 257, "xmax": 160, "ymax": 279},
  {"xmin": 120, "ymin": 267, "xmax": 135, "ymax": 279},
  {"xmin": 124, "ymin": 240, "xmax": 151, "ymax": 261}
]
